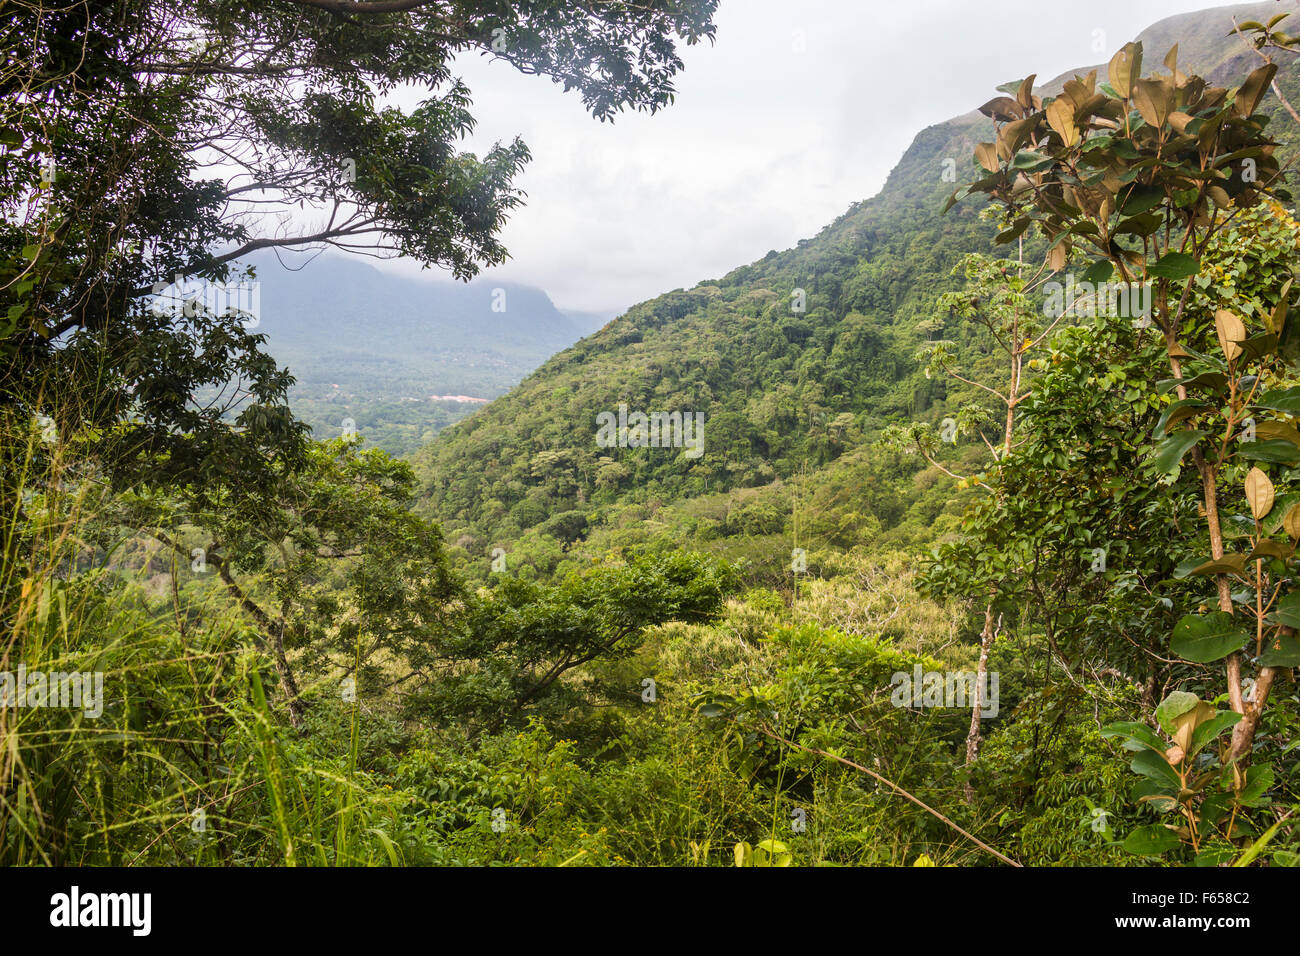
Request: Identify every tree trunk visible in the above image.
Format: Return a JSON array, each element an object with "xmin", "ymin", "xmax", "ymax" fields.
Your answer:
[{"xmin": 963, "ymin": 603, "xmax": 998, "ymax": 800}]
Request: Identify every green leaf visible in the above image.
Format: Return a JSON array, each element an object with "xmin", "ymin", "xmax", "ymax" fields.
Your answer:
[
  {"xmin": 1237, "ymin": 332, "xmax": 1279, "ymax": 363},
  {"xmin": 1114, "ymin": 212, "xmax": 1162, "ymax": 237},
  {"xmin": 1236, "ymin": 439, "xmax": 1300, "ymax": 466},
  {"xmin": 1244, "ymin": 540, "xmax": 1292, "ymax": 562},
  {"xmin": 1122, "ymin": 824, "xmax": 1180, "ymax": 856},
  {"xmin": 1130, "ymin": 749, "xmax": 1182, "ymax": 789},
  {"xmin": 1154, "ymin": 399, "xmax": 1210, "ymax": 438},
  {"xmin": 1119, "ymin": 185, "xmax": 1165, "ymax": 216},
  {"xmin": 1187, "ymin": 554, "xmax": 1246, "ymax": 577},
  {"xmin": 1160, "ymin": 372, "xmax": 1228, "ymax": 397},
  {"xmin": 1260, "ymin": 633, "xmax": 1300, "ymax": 667},
  {"xmin": 1270, "ymin": 591, "xmax": 1300, "ymax": 628},
  {"xmin": 1235, "ymin": 63, "xmax": 1278, "ymax": 118},
  {"xmin": 1172, "ymin": 554, "xmax": 1207, "ymax": 579},
  {"xmin": 1080, "ymin": 259, "xmax": 1114, "ymax": 284},
  {"xmin": 1012, "ymin": 150, "xmax": 1054, "ymax": 172},
  {"xmin": 1132, "ymin": 778, "xmax": 1179, "ymax": 813},
  {"xmin": 1151, "ymin": 430, "xmax": 1205, "ymax": 473},
  {"xmin": 994, "ymin": 217, "xmax": 1033, "ymax": 244},
  {"xmin": 1155, "ymin": 691, "xmax": 1201, "ymax": 735},
  {"xmin": 1170, "ymin": 611, "xmax": 1248, "ymax": 663},
  {"xmin": 1188, "ymin": 711, "xmax": 1243, "ymax": 757},
  {"xmin": 1237, "ymin": 765, "xmax": 1274, "ymax": 807},
  {"xmin": 1102, "ymin": 720, "xmax": 1166, "ymax": 753},
  {"xmin": 1147, "ymin": 252, "xmax": 1199, "ymax": 280},
  {"xmin": 1253, "ymin": 420, "xmax": 1300, "ymax": 446},
  {"xmin": 1256, "ymin": 386, "xmax": 1300, "ymax": 416}
]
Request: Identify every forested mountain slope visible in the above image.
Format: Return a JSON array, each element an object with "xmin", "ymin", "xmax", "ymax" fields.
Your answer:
[{"xmin": 416, "ymin": 2, "xmax": 1300, "ymax": 577}]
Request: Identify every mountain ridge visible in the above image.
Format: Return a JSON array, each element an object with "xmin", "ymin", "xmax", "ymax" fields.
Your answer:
[{"xmin": 415, "ymin": 1, "xmax": 1300, "ymax": 576}]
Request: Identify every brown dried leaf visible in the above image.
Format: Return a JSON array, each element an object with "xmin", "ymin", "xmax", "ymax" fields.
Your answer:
[
  {"xmin": 1215, "ymin": 309, "xmax": 1246, "ymax": 362},
  {"xmin": 1246, "ymin": 466, "xmax": 1275, "ymax": 521}
]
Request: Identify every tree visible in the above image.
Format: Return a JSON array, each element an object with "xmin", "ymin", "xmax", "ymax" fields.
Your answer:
[
  {"xmin": 419, "ymin": 550, "xmax": 734, "ymax": 732},
  {"xmin": 880, "ymin": 245, "xmax": 1059, "ymax": 772},
  {"xmin": 947, "ymin": 42, "xmax": 1299, "ymax": 857},
  {"xmin": 126, "ymin": 438, "xmax": 461, "ymax": 726},
  {"xmin": 0, "ymin": 0, "xmax": 721, "ymax": 514}
]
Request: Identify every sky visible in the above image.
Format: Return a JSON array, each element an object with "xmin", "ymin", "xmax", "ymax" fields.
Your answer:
[{"xmin": 370, "ymin": 0, "xmax": 1256, "ymax": 317}]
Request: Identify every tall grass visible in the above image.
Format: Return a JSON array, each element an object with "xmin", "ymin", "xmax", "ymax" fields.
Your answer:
[{"xmin": 0, "ymin": 404, "xmax": 403, "ymax": 865}]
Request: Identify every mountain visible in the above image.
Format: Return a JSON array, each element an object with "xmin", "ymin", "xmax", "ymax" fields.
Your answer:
[
  {"xmin": 414, "ymin": 2, "xmax": 1300, "ymax": 577},
  {"xmin": 241, "ymin": 251, "xmax": 594, "ymax": 455},
  {"xmin": 561, "ymin": 309, "xmax": 620, "ymax": 337}
]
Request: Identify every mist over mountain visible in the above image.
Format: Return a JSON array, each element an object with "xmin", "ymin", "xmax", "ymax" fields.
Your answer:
[{"xmin": 242, "ymin": 251, "xmax": 602, "ymax": 454}]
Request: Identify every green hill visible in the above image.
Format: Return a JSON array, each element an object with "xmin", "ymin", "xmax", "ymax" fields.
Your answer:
[{"xmin": 415, "ymin": 1, "xmax": 1300, "ymax": 579}]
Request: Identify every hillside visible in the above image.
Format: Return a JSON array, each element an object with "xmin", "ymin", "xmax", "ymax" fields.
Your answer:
[{"xmin": 417, "ymin": 1, "xmax": 1300, "ymax": 577}]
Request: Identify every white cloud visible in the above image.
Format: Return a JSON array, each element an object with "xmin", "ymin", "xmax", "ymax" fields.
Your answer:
[{"xmin": 370, "ymin": 0, "xmax": 1242, "ymax": 314}]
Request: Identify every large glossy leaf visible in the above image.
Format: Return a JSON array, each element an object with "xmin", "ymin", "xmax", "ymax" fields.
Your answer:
[
  {"xmin": 1236, "ymin": 439, "xmax": 1300, "ymax": 466},
  {"xmin": 1235, "ymin": 63, "xmax": 1278, "ymax": 118},
  {"xmin": 1119, "ymin": 185, "xmax": 1164, "ymax": 215},
  {"xmin": 1255, "ymin": 386, "xmax": 1300, "ymax": 416},
  {"xmin": 1133, "ymin": 778, "xmax": 1179, "ymax": 814},
  {"xmin": 994, "ymin": 216, "xmax": 1032, "ymax": 243},
  {"xmin": 1237, "ymin": 765, "xmax": 1274, "ymax": 807},
  {"xmin": 1254, "ymin": 420, "xmax": 1300, "ymax": 446},
  {"xmin": 1189, "ymin": 711, "xmax": 1243, "ymax": 757},
  {"xmin": 1170, "ymin": 611, "xmax": 1248, "ymax": 663},
  {"xmin": 1151, "ymin": 430, "xmax": 1205, "ymax": 473},
  {"xmin": 1122, "ymin": 824, "xmax": 1180, "ymax": 856},
  {"xmin": 1237, "ymin": 333, "xmax": 1279, "ymax": 364},
  {"xmin": 1271, "ymin": 592, "xmax": 1300, "ymax": 629},
  {"xmin": 1102, "ymin": 720, "xmax": 1166, "ymax": 753},
  {"xmin": 1160, "ymin": 372, "xmax": 1227, "ymax": 396},
  {"xmin": 1155, "ymin": 690, "xmax": 1201, "ymax": 735},
  {"xmin": 1153, "ymin": 399, "xmax": 1209, "ymax": 438},
  {"xmin": 1187, "ymin": 554, "xmax": 1247, "ymax": 577},
  {"xmin": 1147, "ymin": 251, "xmax": 1199, "ymax": 279},
  {"xmin": 1244, "ymin": 540, "xmax": 1292, "ymax": 562},
  {"xmin": 1260, "ymin": 633, "xmax": 1300, "ymax": 667},
  {"xmin": 1130, "ymin": 749, "xmax": 1182, "ymax": 789},
  {"xmin": 1012, "ymin": 150, "xmax": 1054, "ymax": 173},
  {"xmin": 1077, "ymin": 259, "xmax": 1113, "ymax": 285}
]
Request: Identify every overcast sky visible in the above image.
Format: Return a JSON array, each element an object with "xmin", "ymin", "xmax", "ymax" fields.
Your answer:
[{"xmin": 372, "ymin": 0, "xmax": 1250, "ymax": 316}]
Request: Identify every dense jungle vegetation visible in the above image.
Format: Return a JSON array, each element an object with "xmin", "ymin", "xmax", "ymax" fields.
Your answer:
[{"xmin": 5, "ymin": 0, "xmax": 1300, "ymax": 868}]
